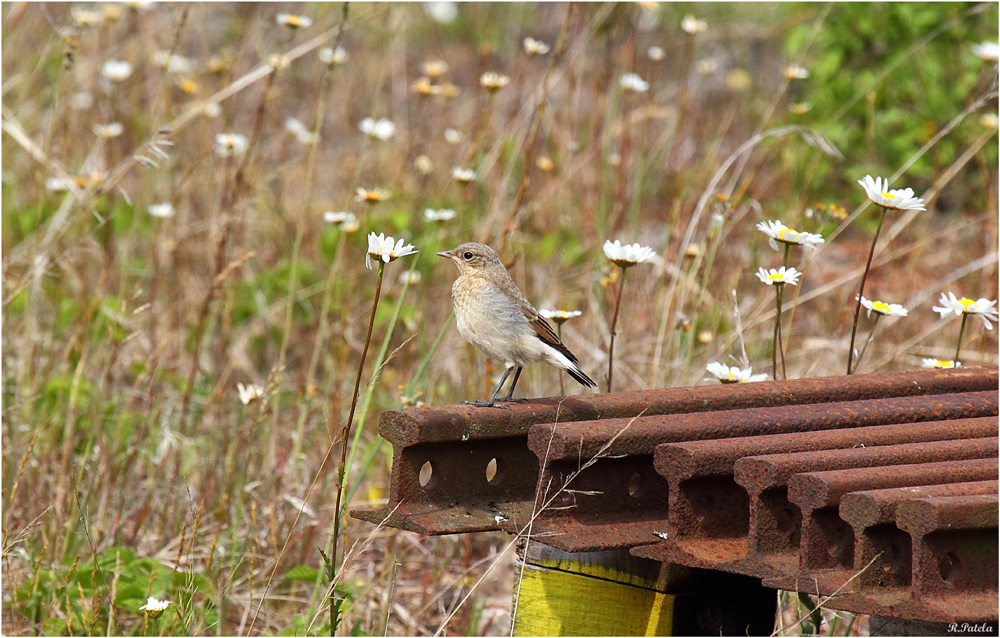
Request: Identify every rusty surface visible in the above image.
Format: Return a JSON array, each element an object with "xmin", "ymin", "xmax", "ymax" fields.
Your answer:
[
  {"xmin": 896, "ymin": 494, "xmax": 999, "ymax": 594},
  {"xmin": 351, "ymin": 366, "xmax": 999, "ymax": 621},
  {"xmin": 655, "ymin": 417, "xmax": 997, "ymax": 539},
  {"xmin": 762, "ymin": 459, "xmax": 999, "ymax": 619},
  {"xmin": 378, "ymin": 367, "xmax": 997, "ymax": 448},
  {"xmin": 508, "ymin": 393, "xmax": 996, "ymax": 552},
  {"xmin": 355, "ymin": 368, "xmax": 995, "ymax": 535},
  {"xmin": 811, "ymin": 492, "xmax": 1000, "ymax": 622},
  {"xmin": 527, "ymin": 391, "xmax": 998, "ymax": 461},
  {"xmin": 842, "ymin": 481, "xmax": 998, "ymax": 593}
]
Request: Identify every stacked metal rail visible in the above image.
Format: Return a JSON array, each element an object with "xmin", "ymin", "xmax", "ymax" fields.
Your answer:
[{"xmin": 353, "ymin": 366, "xmax": 999, "ymax": 623}]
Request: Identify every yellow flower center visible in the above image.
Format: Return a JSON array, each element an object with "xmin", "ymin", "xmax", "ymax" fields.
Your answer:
[
  {"xmin": 958, "ymin": 298, "xmax": 975, "ymax": 311},
  {"xmin": 880, "ymin": 192, "xmax": 894, "ymax": 199},
  {"xmin": 286, "ymin": 15, "xmax": 303, "ymax": 26},
  {"xmin": 872, "ymin": 301, "xmax": 891, "ymax": 313},
  {"xmin": 768, "ymin": 273, "xmax": 783, "ymax": 281}
]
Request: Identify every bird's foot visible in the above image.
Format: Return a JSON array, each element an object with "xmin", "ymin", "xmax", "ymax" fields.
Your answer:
[{"xmin": 460, "ymin": 400, "xmax": 509, "ymax": 409}]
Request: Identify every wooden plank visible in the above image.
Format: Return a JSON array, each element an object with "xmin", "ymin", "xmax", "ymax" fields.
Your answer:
[
  {"xmin": 513, "ymin": 542, "xmax": 777, "ymax": 636},
  {"xmin": 513, "ymin": 562, "xmax": 675, "ymax": 636}
]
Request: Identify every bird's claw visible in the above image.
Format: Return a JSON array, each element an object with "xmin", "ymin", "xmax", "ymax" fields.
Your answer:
[{"xmin": 461, "ymin": 400, "xmax": 509, "ymax": 409}]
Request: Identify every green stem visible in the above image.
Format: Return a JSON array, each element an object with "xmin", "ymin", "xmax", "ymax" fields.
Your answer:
[
  {"xmin": 328, "ymin": 260, "xmax": 384, "ymax": 635},
  {"xmin": 345, "ymin": 254, "xmax": 418, "ymax": 492},
  {"xmin": 847, "ymin": 206, "xmax": 887, "ymax": 374},
  {"xmin": 607, "ymin": 266, "xmax": 628, "ymax": 393},
  {"xmin": 954, "ymin": 313, "xmax": 969, "ymax": 363}
]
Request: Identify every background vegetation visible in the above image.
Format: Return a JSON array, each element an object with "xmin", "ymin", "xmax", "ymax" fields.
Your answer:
[{"xmin": 3, "ymin": 2, "xmax": 997, "ymax": 635}]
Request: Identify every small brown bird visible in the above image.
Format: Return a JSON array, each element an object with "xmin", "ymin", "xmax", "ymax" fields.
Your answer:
[{"xmin": 437, "ymin": 242, "xmax": 596, "ymax": 407}]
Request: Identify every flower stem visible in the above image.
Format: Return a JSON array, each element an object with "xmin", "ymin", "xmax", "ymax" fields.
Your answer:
[
  {"xmin": 852, "ymin": 313, "xmax": 880, "ymax": 374},
  {"xmin": 772, "ymin": 284, "xmax": 782, "ymax": 380},
  {"xmin": 607, "ymin": 266, "xmax": 628, "ymax": 393},
  {"xmin": 328, "ymin": 260, "xmax": 384, "ymax": 635},
  {"xmin": 954, "ymin": 313, "xmax": 969, "ymax": 363},
  {"xmin": 847, "ymin": 206, "xmax": 887, "ymax": 375}
]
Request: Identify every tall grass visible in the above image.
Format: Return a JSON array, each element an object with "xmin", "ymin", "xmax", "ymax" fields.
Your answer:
[{"xmin": 3, "ymin": 2, "xmax": 997, "ymax": 635}]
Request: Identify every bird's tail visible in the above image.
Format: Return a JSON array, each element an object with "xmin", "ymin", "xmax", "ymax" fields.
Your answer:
[{"xmin": 566, "ymin": 363, "xmax": 597, "ymax": 388}]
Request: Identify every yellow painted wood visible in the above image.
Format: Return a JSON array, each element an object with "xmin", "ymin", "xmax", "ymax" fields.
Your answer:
[
  {"xmin": 513, "ymin": 563, "xmax": 675, "ymax": 636},
  {"xmin": 529, "ymin": 555, "xmax": 665, "ymax": 591}
]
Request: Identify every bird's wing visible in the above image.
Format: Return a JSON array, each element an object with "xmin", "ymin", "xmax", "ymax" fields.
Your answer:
[{"xmin": 521, "ymin": 300, "xmax": 580, "ymax": 364}]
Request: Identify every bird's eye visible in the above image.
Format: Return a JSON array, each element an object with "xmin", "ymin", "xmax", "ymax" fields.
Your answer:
[{"xmin": 463, "ymin": 252, "xmax": 474, "ymax": 260}]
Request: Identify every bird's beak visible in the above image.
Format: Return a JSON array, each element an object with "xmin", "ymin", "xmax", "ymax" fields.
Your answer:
[{"xmin": 436, "ymin": 250, "xmax": 453, "ymax": 260}]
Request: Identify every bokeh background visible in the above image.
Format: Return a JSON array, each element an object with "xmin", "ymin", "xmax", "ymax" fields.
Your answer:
[{"xmin": 3, "ymin": 2, "xmax": 997, "ymax": 635}]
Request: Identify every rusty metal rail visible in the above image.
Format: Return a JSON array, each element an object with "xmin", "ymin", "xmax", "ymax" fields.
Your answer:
[{"xmin": 352, "ymin": 366, "xmax": 999, "ymax": 623}]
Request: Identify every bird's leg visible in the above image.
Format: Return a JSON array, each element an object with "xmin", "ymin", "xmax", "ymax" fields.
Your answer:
[
  {"xmin": 461, "ymin": 367, "xmax": 512, "ymax": 408},
  {"xmin": 501, "ymin": 367, "xmax": 529, "ymax": 403}
]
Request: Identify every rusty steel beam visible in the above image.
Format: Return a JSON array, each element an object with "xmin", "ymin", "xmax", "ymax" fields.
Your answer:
[
  {"xmin": 353, "ymin": 367, "xmax": 996, "ymax": 535},
  {"xmin": 506, "ymin": 392, "xmax": 996, "ymax": 552},
  {"xmin": 738, "ymin": 438, "xmax": 997, "ymax": 582},
  {"xmin": 897, "ymin": 494, "xmax": 998, "ymax": 595},
  {"xmin": 759, "ymin": 458, "xmax": 998, "ymax": 594},
  {"xmin": 824, "ymin": 493, "xmax": 1000, "ymax": 623},
  {"xmin": 841, "ymin": 481, "xmax": 998, "ymax": 593},
  {"xmin": 629, "ymin": 418, "xmax": 998, "ymax": 576}
]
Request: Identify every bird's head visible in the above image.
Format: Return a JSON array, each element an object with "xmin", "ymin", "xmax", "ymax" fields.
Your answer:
[{"xmin": 436, "ymin": 242, "xmax": 503, "ymax": 276}]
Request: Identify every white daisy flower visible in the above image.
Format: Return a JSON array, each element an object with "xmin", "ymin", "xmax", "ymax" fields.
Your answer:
[
  {"xmin": 92, "ymin": 122, "xmax": 124, "ymax": 139},
  {"xmin": 859, "ymin": 296, "xmax": 907, "ymax": 317},
  {"xmin": 452, "ymin": 167, "xmax": 476, "ymax": 182},
  {"xmin": 480, "ymin": 72, "xmax": 510, "ymax": 91},
  {"xmin": 697, "ymin": 58, "xmax": 719, "ymax": 74},
  {"xmin": 539, "ymin": 309, "xmax": 582, "ymax": 325},
  {"xmin": 857, "ymin": 175, "xmax": 926, "ymax": 211},
  {"xmin": 101, "ymin": 59, "xmax": 133, "ymax": 82},
  {"xmin": 237, "ymin": 383, "xmax": 264, "ymax": 405},
  {"xmin": 756, "ymin": 266, "xmax": 801, "ymax": 286},
  {"xmin": 706, "ymin": 362, "xmax": 768, "ymax": 384},
  {"xmin": 424, "ymin": 1, "xmax": 458, "ymax": 24},
  {"xmin": 414, "ymin": 155, "xmax": 434, "ymax": 175},
  {"xmin": 421, "ymin": 60, "xmax": 448, "ymax": 77},
  {"xmin": 148, "ymin": 203, "xmax": 175, "ymax": 218},
  {"xmin": 424, "ymin": 208, "xmax": 457, "ymax": 222},
  {"xmin": 139, "ymin": 597, "xmax": 170, "ymax": 618},
  {"xmin": 756, "ymin": 220, "xmax": 824, "ymax": 250},
  {"xmin": 284, "ymin": 117, "xmax": 317, "ymax": 144},
  {"xmin": 215, "ymin": 133, "xmax": 249, "ymax": 157},
  {"xmin": 783, "ymin": 65, "xmax": 809, "ymax": 80},
  {"xmin": 619, "ymin": 72, "xmax": 649, "ymax": 93},
  {"xmin": 319, "ymin": 46, "xmax": 348, "ymax": 66},
  {"xmin": 681, "ymin": 14, "xmax": 707, "ymax": 34},
  {"xmin": 603, "ymin": 240, "xmax": 656, "ymax": 267},
  {"xmin": 971, "ymin": 41, "xmax": 1000, "ymax": 62},
  {"xmin": 932, "ymin": 292, "xmax": 999, "ymax": 329},
  {"xmin": 399, "ymin": 269, "xmax": 422, "ymax": 285},
  {"xmin": 201, "ymin": 102, "xmax": 221, "ymax": 118},
  {"xmin": 366, "ymin": 232, "xmax": 417, "ymax": 270},
  {"xmin": 45, "ymin": 177, "xmax": 76, "ymax": 192},
  {"xmin": 358, "ymin": 117, "xmax": 396, "ymax": 141},
  {"xmin": 152, "ymin": 50, "xmax": 193, "ymax": 74},
  {"xmin": 323, "ymin": 211, "xmax": 359, "ymax": 232},
  {"xmin": 276, "ymin": 13, "xmax": 312, "ymax": 28},
  {"xmin": 444, "ymin": 128, "xmax": 463, "ymax": 144},
  {"xmin": 355, "ymin": 187, "xmax": 391, "ymax": 204},
  {"xmin": 647, "ymin": 46, "xmax": 666, "ymax": 61},
  {"xmin": 922, "ymin": 358, "xmax": 961, "ymax": 370},
  {"xmin": 523, "ymin": 37, "xmax": 551, "ymax": 56}
]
